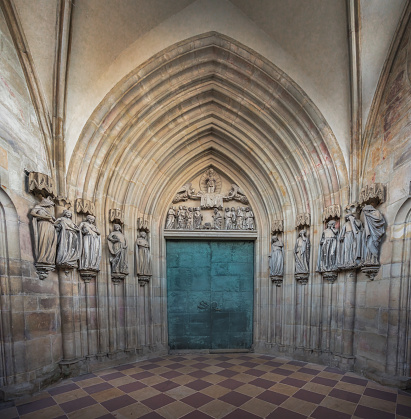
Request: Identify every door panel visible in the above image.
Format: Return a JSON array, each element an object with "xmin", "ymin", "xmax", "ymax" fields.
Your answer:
[{"xmin": 167, "ymin": 240, "xmax": 254, "ymax": 350}]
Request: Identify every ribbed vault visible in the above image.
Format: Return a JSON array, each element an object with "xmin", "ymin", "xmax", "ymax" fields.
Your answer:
[{"xmin": 67, "ymin": 32, "xmax": 348, "ymax": 236}]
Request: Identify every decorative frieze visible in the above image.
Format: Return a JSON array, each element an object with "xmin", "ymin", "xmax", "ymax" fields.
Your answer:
[
  {"xmin": 75, "ymin": 198, "xmax": 95, "ymax": 216},
  {"xmin": 28, "ymin": 171, "xmax": 56, "ymax": 198},
  {"xmin": 322, "ymin": 204, "xmax": 340, "ymax": 222},
  {"xmin": 55, "ymin": 196, "xmax": 72, "ymax": 210},
  {"xmin": 295, "ymin": 213, "xmax": 310, "ymax": 229},
  {"xmin": 271, "ymin": 219, "xmax": 284, "ymax": 234},
  {"xmin": 109, "ymin": 208, "xmax": 124, "ymax": 225},
  {"xmin": 359, "ymin": 183, "xmax": 386, "ymax": 207}
]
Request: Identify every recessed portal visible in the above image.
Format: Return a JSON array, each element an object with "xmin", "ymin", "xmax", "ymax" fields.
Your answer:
[{"xmin": 167, "ymin": 240, "xmax": 254, "ymax": 350}]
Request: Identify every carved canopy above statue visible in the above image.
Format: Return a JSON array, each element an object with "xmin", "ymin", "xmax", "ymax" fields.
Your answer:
[{"xmin": 166, "ymin": 167, "xmax": 255, "ymax": 232}]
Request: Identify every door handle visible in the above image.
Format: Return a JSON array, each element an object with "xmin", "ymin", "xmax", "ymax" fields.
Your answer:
[
  {"xmin": 211, "ymin": 301, "xmax": 221, "ymax": 311},
  {"xmin": 198, "ymin": 301, "xmax": 209, "ymax": 310}
]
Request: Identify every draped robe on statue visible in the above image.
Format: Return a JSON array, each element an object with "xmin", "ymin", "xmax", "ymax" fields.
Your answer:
[
  {"xmin": 79, "ymin": 217, "xmax": 102, "ymax": 271},
  {"xmin": 55, "ymin": 211, "xmax": 80, "ymax": 269}
]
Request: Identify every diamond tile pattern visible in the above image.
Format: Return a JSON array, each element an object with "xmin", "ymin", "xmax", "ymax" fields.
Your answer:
[{"xmin": 3, "ymin": 353, "xmax": 410, "ymax": 418}]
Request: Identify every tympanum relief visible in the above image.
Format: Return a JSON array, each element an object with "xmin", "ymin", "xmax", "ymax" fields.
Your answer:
[{"xmin": 166, "ymin": 167, "xmax": 255, "ymax": 231}]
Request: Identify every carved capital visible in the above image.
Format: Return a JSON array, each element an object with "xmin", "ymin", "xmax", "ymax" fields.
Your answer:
[
  {"xmin": 35, "ymin": 263, "xmax": 55, "ymax": 280},
  {"xmin": 138, "ymin": 275, "xmax": 151, "ymax": 286},
  {"xmin": 79, "ymin": 270, "xmax": 98, "ymax": 283},
  {"xmin": 137, "ymin": 218, "xmax": 150, "ymax": 233},
  {"xmin": 322, "ymin": 205, "xmax": 340, "ymax": 222},
  {"xmin": 112, "ymin": 273, "xmax": 126, "ymax": 285},
  {"xmin": 55, "ymin": 196, "xmax": 72, "ymax": 209},
  {"xmin": 270, "ymin": 275, "xmax": 283, "ymax": 287},
  {"xmin": 109, "ymin": 208, "xmax": 124, "ymax": 224},
  {"xmin": 75, "ymin": 199, "xmax": 95, "ymax": 216},
  {"xmin": 322, "ymin": 271, "xmax": 338, "ymax": 283},
  {"xmin": 361, "ymin": 263, "xmax": 380, "ymax": 281},
  {"xmin": 295, "ymin": 273, "xmax": 309, "ymax": 285},
  {"xmin": 295, "ymin": 213, "xmax": 310, "ymax": 228},
  {"xmin": 359, "ymin": 183, "xmax": 386, "ymax": 207},
  {"xmin": 28, "ymin": 172, "xmax": 56, "ymax": 198},
  {"xmin": 271, "ymin": 220, "xmax": 284, "ymax": 233}
]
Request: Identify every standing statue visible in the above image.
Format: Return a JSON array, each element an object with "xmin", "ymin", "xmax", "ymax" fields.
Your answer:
[
  {"xmin": 55, "ymin": 209, "xmax": 80, "ymax": 269},
  {"xmin": 165, "ymin": 206, "xmax": 176, "ymax": 229},
  {"xmin": 245, "ymin": 207, "xmax": 254, "ymax": 230},
  {"xmin": 107, "ymin": 224, "xmax": 128, "ymax": 277},
  {"xmin": 269, "ymin": 234, "xmax": 284, "ymax": 278},
  {"xmin": 224, "ymin": 208, "xmax": 233, "ymax": 230},
  {"xmin": 317, "ymin": 220, "xmax": 339, "ymax": 273},
  {"xmin": 177, "ymin": 205, "xmax": 186, "ymax": 229},
  {"xmin": 186, "ymin": 207, "xmax": 194, "ymax": 230},
  {"xmin": 212, "ymin": 208, "xmax": 223, "ymax": 230},
  {"xmin": 193, "ymin": 207, "xmax": 203, "ymax": 229},
  {"xmin": 295, "ymin": 229, "xmax": 310, "ymax": 275},
  {"xmin": 362, "ymin": 205, "xmax": 385, "ymax": 265},
  {"xmin": 30, "ymin": 197, "xmax": 58, "ymax": 278},
  {"xmin": 236, "ymin": 207, "xmax": 244, "ymax": 230},
  {"xmin": 79, "ymin": 215, "xmax": 102, "ymax": 272},
  {"xmin": 205, "ymin": 168, "xmax": 217, "ymax": 193},
  {"xmin": 337, "ymin": 212, "xmax": 362, "ymax": 269},
  {"xmin": 135, "ymin": 231, "xmax": 152, "ymax": 285}
]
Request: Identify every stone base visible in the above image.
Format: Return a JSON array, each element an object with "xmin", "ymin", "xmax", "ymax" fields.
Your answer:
[
  {"xmin": 322, "ymin": 271, "xmax": 338, "ymax": 283},
  {"xmin": 361, "ymin": 263, "xmax": 380, "ymax": 280},
  {"xmin": 334, "ymin": 353, "xmax": 355, "ymax": 372},
  {"xmin": 112, "ymin": 273, "xmax": 127, "ymax": 284},
  {"xmin": 295, "ymin": 273, "xmax": 309, "ymax": 285},
  {"xmin": 270, "ymin": 275, "xmax": 283, "ymax": 286},
  {"xmin": 138, "ymin": 275, "xmax": 151, "ymax": 286},
  {"xmin": 59, "ymin": 358, "xmax": 87, "ymax": 377},
  {"xmin": 34, "ymin": 263, "xmax": 55, "ymax": 280},
  {"xmin": 79, "ymin": 269, "xmax": 99, "ymax": 283}
]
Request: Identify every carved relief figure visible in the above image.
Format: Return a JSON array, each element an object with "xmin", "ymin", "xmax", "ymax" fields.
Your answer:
[
  {"xmin": 316, "ymin": 220, "xmax": 338, "ymax": 272},
  {"xmin": 212, "ymin": 208, "xmax": 223, "ymax": 230},
  {"xmin": 269, "ymin": 234, "xmax": 284, "ymax": 277},
  {"xmin": 236, "ymin": 207, "xmax": 244, "ymax": 230},
  {"xmin": 295, "ymin": 229, "xmax": 310, "ymax": 274},
  {"xmin": 177, "ymin": 205, "xmax": 186, "ymax": 229},
  {"xmin": 224, "ymin": 207, "xmax": 235, "ymax": 230},
  {"xmin": 193, "ymin": 207, "xmax": 203, "ymax": 229},
  {"xmin": 186, "ymin": 207, "xmax": 194, "ymax": 230},
  {"xmin": 245, "ymin": 207, "xmax": 254, "ymax": 230},
  {"xmin": 55, "ymin": 209, "xmax": 80, "ymax": 269},
  {"xmin": 362, "ymin": 205, "xmax": 385, "ymax": 265},
  {"xmin": 30, "ymin": 197, "xmax": 58, "ymax": 266},
  {"xmin": 337, "ymin": 212, "xmax": 362, "ymax": 269},
  {"xmin": 205, "ymin": 168, "xmax": 217, "ymax": 193},
  {"xmin": 79, "ymin": 215, "xmax": 102, "ymax": 272},
  {"xmin": 135, "ymin": 231, "xmax": 152, "ymax": 278},
  {"xmin": 107, "ymin": 224, "xmax": 128, "ymax": 275},
  {"xmin": 166, "ymin": 206, "xmax": 176, "ymax": 229}
]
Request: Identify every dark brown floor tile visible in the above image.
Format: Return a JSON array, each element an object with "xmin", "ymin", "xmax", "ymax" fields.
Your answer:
[
  {"xmin": 189, "ymin": 370, "xmax": 210, "ymax": 379},
  {"xmin": 83, "ymin": 382, "xmax": 113, "ymax": 394},
  {"xmin": 248, "ymin": 378, "xmax": 275, "ymax": 389},
  {"xmin": 266, "ymin": 407, "xmax": 306, "ymax": 418},
  {"xmin": 354, "ymin": 404, "xmax": 395, "ymax": 419},
  {"xmin": 181, "ymin": 411, "xmax": 214, "ymax": 418},
  {"xmin": 219, "ymin": 390, "xmax": 252, "ymax": 407},
  {"xmin": 96, "ymin": 415, "xmax": 116, "ymax": 419},
  {"xmin": 218, "ymin": 379, "xmax": 244, "ymax": 390},
  {"xmin": 245, "ymin": 368, "xmax": 266, "ymax": 377},
  {"xmin": 274, "ymin": 368, "xmax": 294, "ymax": 376},
  {"xmin": 256, "ymin": 389, "xmax": 288, "ymax": 405},
  {"xmin": 100, "ymin": 394, "xmax": 136, "ymax": 412},
  {"xmin": 115, "ymin": 363, "xmax": 135, "ymax": 371},
  {"xmin": 240, "ymin": 361, "xmax": 259, "ymax": 368},
  {"xmin": 223, "ymin": 408, "xmax": 262, "ymax": 418},
  {"xmin": 166, "ymin": 363, "xmax": 185, "ymax": 370},
  {"xmin": 185, "ymin": 379, "xmax": 213, "ymax": 391},
  {"xmin": 17, "ymin": 397, "xmax": 56, "ymax": 415},
  {"xmin": 281, "ymin": 377, "xmax": 307, "ymax": 388},
  {"xmin": 192, "ymin": 356, "xmax": 209, "ymax": 362},
  {"xmin": 118, "ymin": 380, "xmax": 147, "ymax": 393},
  {"xmin": 181, "ymin": 392, "xmax": 214, "ymax": 408},
  {"xmin": 364, "ymin": 387, "xmax": 397, "ymax": 402},
  {"xmin": 265, "ymin": 361, "xmax": 283, "ymax": 368},
  {"xmin": 329, "ymin": 388, "xmax": 362, "ymax": 403},
  {"xmin": 72, "ymin": 373, "xmax": 96, "ymax": 382},
  {"xmin": 341, "ymin": 375, "xmax": 368, "ymax": 386},
  {"xmin": 140, "ymin": 363, "xmax": 161, "ymax": 370},
  {"xmin": 216, "ymin": 369, "xmax": 238, "ymax": 378},
  {"xmin": 311, "ymin": 406, "xmax": 352, "ymax": 419},
  {"xmin": 100, "ymin": 372, "xmax": 125, "ymax": 381},
  {"xmin": 288, "ymin": 361, "xmax": 307, "ymax": 367},
  {"xmin": 48, "ymin": 382, "xmax": 79, "ymax": 396},
  {"xmin": 161, "ymin": 370, "xmax": 183, "ymax": 379},
  {"xmin": 141, "ymin": 393, "xmax": 175, "ymax": 410},
  {"xmin": 191, "ymin": 362, "xmax": 209, "ymax": 369},
  {"xmin": 60, "ymin": 395, "xmax": 97, "ymax": 413},
  {"xmin": 397, "ymin": 404, "xmax": 411, "ymax": 418},
  {"xmin": 311, "ymin": 376, "xmax": 338, "ymax": 387},
  {"xmin": 299, "ymin": 367, "xmax": 319, "ymax": 375},
  {"xmin": 324, "ymin": 367, "xmax": 343, "ymax": 374},
  {"xmin": 130, "ymin": 371, "xmax": 155, "ymax": 380},
  {"xmin": 294, "ymin": 389, "xmax": 325, "ymax": 404},
  {"xmin": 152, "ymin": 380, "xmax": 180, "ymax": 392},
  {"xmin": 139, "ymin": 412, "xmax": 165, "ymax": 418},
  {"xmin": 216, "ymin": 362, "xmax": 235, "ymax": 368}
]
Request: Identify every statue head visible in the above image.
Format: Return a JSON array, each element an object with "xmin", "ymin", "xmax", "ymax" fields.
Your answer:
[
  {"xmin": 63, "ymin": 209, "xmax": 72, "ymax": 218},
  {"xmin": 299, "ymin": 229, "xmax": 306, "ymax": 238},
  {"xmin": 272, "ymin": 234, "xmax": 278, "ymax": 243},
  {"xmin": 140, "ymin": 231, "xmax": 147, "ymax": 239},
  {"xmin": 225, "ymin": 207, "xmax": 229, "ymax": 212},
  {"xmin": 214, "ymin": 208, "xmax": 218, "ymax": 214},
  {"xmin": 113, "ymin": 223, "xmax": 122, "ymax": 232},
  {"xmin": 231, "ymin": 207, "xmax": 235, "ymax": 211},
  {"xmin": 86, "ymin": 215, "xmax": 95, "ymax": 224},
  {"xmin": 363, "ymin": 205, "xmax": 376, "ymax": 213},
  {"xmin": 327, "ymin": 220, "xmax": 336, "ymax": 228},
  {"xmin": 40, "ymin": 196, "xmax": 54, "ymax": 207}
]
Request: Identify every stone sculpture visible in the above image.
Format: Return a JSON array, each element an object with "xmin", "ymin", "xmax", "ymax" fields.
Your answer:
[
  {"xmin": 337, "ymin": 212, "xmax": 362, "ymax": 270},
  {"xmin": 79, "ymin": 215, "xmax": 102, "ymax": 273},
  {"xmin": 295, "ymin": 229, "xmax": 310, "ymax": 284},
  {"xmin": 236, "ymin": 207, "xmax": 244, "ymax": 230},
  {"xmin": 212, "ymin": 208, "xmax": 223, "ymax": 230},
  {"xmin": 186, "ymin": 207, "xmax": 194, "ymax": 230},
  {"xmin": 226, "ymin": 184, "xmax": 249, "ymax": 204},
  {"xmin": 55, "ymin": 209, "xmax": 80, "ymax": 270},
  {"xmin": 135, "ymin": 231, "xmax": 152, "ymax": 286},
  {"xmin": 269, "ymin": 234, "xmax": 284, "ymax": 286},
  {"xmin": 361, "ymin": 205, "xmax": 385, "ymax": 279},
  {"xmin": 30, "ymin": 196, "xmax": 57, "ymax": 279},
  {"xmin": 205, "ymin": 168, "xmax": 217, "ymax": 193},
  {"xmin": 107, "ymin": 224, "xmax": 128, "ymax": 282},
  {"xmin": 193, "ymin": 207, "xmax": 203, "ymax": 229},
  {"xmin": 165, "ymin": 206, "xmax": 176, "ymax": 229},
  {"xmin": 317, "ymin": 220, "xmax": 339, "ymax": 282},
  {"xmin": 245, "ymin": 207, "xmax": 254, "ymax": 230},
  {"xmin": 177, "ymin": 205, "xmax": 186, "ymax": 229}
]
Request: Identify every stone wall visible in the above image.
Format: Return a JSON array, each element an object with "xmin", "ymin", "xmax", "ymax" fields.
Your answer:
[{"xmin": 0, "ymin": 10, "xmax": 62, "ymax": 398}]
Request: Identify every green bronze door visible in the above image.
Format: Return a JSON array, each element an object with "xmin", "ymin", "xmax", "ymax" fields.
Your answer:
[{"xmin": 167, "ymin": 240, "xmax": 254, "ymax": 350}]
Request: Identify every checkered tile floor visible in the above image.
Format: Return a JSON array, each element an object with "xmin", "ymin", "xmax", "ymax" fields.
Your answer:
[{"xmin": 2, "ymin": 354, "xmax": 411, "ymax": 418}]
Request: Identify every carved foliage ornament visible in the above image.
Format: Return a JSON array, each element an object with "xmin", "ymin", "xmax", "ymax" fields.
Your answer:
[
  {"xmin": 271, "ymin": 219, "xmax": 284, "ymax": 234},
  {"xmin": 28, "ymin": 172, "xmax": 56, "ymax": 198},
  {"xmin": 359, "ymin": 183, "xmax": 386, "ymax": 207},
  {"xmin": 109, "ymin": 208, "xmax": 124, "ymax": 225},
  {"xmin": 296, "ymin": 213, "xmax": 310, "ymax": 229},
  {"xmin": 322, "ymin": 205, "xmax": 341, "ymax": 222},
  {"xmin": 75, "ymin": 198, "xmax": 95, "ymax": 216}
]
